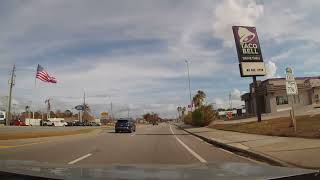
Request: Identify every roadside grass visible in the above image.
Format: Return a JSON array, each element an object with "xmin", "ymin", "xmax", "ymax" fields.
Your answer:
[
  {"xmin": 0, "ymin": 128, "xmax": 98, "ymax": 140},
  {"xmin": 210, "ymin": 115, "xmax": 320, "ymax": 138}
]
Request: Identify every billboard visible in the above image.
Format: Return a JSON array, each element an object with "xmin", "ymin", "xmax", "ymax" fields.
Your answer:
[{"xmin": 232, "ymin": 26, "xmax": 266, "ymax": 77}]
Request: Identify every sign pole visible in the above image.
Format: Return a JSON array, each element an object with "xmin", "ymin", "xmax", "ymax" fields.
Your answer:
[
  {"xmin": 290, "ymin": 95, "xmax": 296, "ymax": 133},
  {"xmin": 285, "ymin": 67, "xmax": 298, "ymax": 133},
  {"xmin": 253, "ymin": 76, "xmax": 262, "ymax": 122}
]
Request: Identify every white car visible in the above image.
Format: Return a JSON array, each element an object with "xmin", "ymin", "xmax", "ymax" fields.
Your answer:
[
  {"xmin": 41, "ymin": 120, "xmax": 54, "ymax": 126},
  {"xmin": 0, "ymin": 111, "xmax": 6, "ymax": 124}
]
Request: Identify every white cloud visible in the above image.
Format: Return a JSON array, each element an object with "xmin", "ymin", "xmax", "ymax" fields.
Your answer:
[
  {"xmin": 212, "ymin": 0, "xmax": 264, "ymax": 47},
  {"xmin": 230, "ymin": 88, "xmax": 241, "ymax": 100},
  {"xmin": 265, "ymin": 61, "xmax": 279, "ymax": 79}
]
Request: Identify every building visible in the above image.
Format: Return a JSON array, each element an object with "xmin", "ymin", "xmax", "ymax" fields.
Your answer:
[{"xmin": 241, "ymin": 76, "xmax": 320, "ymax": 115}]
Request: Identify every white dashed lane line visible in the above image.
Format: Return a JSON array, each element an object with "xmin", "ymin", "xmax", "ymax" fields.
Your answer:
[{"xmin": 68, "ymin": 153, "xmax": 92, "ymax": 165}]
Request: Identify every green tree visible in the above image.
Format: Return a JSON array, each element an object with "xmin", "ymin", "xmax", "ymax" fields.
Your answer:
[{"xmin": 64, "ymin": 110, "xmax": 73, "ymax": 117}]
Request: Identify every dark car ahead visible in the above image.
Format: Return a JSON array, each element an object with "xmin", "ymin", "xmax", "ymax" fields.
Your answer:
[{"xmin": 115, "ymin": 119, "xmax": 136, "ymax": 133}]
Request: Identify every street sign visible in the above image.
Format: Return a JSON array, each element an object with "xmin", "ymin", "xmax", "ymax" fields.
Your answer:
[
  {"xmin": 286, "ymin": 81, "xmax": 298, "ymax": 95},
  {"xmin": 226, "ymin": 111, "xmax": 233, "ymax": 120},
  {"xmin": 285, "ymin": 67, "xmax": 298, "ymax": 95},
  {"xmin": 75, "ymin": 105, "xmax": 84, "ymax": 111}
]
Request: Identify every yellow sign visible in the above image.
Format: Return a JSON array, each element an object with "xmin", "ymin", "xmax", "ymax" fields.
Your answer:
[{"xmin": 100, "ymin": 112, "xmax": 108, "ymax": 117}]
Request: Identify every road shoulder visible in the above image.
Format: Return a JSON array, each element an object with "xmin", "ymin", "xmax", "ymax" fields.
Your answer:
[{"xmin": 175, "ymin": 123, "xmax": 320, "ymax": 169}]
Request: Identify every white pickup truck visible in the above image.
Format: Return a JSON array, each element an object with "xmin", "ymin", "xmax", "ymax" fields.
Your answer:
[{"xmin": 0, "ymin": 111, "xmax": 6, "ymax": 124}]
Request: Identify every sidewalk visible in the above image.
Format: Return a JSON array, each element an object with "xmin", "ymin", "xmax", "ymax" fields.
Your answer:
[{"xmin": 176, "ymin": 123, "xmax": 320, "ymax": 169}]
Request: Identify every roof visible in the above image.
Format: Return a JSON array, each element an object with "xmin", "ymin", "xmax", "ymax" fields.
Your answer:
[{"xmin": 262, "ymin": 76, "xmax": 320, "ymax": 83}]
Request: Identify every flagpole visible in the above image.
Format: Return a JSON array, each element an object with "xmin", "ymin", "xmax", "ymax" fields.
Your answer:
[{"xmin": 34, "ymin": 64, "xmax": 38, "ymax": 88}]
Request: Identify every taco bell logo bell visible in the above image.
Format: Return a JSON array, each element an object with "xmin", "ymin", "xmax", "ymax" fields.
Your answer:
[{"xmin": 238, "ymin": 27, "xmax": 259, "ymax": 55}]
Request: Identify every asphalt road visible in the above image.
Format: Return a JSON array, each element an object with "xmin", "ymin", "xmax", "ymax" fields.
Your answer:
[{"xmin": 0, "ymin": 123, "xmax": 258, "ymax": 166}]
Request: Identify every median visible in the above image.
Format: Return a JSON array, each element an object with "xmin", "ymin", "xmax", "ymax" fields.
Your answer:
[{"xmin": 0, "ymin": 128, "xmax": 100, "ymax": 140}]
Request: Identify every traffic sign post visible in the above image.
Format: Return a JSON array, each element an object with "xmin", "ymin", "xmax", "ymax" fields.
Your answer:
[{"xmin": 285, "ymin": 67, "xmax": 298, "ymax": 132}]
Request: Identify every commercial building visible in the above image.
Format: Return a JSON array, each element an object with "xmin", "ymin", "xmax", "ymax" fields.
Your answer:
[{"xmin": 241, "ymin": 76, "xmax": 320, "ymax": 115}]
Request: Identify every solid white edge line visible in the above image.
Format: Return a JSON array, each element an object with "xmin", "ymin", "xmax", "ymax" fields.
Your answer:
[
  {"xmin": 169, "ymin": 125, "xmax": 207, "ymax": 163},
  {"xmin": 68, "ymin": 153, "xmax": 92, "ymax": 165}
]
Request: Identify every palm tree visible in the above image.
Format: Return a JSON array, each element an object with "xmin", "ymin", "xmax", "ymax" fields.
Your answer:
[
  {"xmin": 177, "ymin": 106, "xmax": 182, "ymax": 119},
  {"xmin": 182, "ymin": 107, "xmax": 186, "ymax": 117},
  {"xmin": 197, "ymin": 90, "xmax": 206, "ymax": 105},
  {"xmin": 193, "ymin": 90, "xmax": 206, "ymax": 109}
]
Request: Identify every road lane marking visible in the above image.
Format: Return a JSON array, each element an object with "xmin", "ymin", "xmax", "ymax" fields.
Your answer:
[
  {"xmin": 169, "ymin": 125, "xmax": 207, "ymax": 163},
  {"xmin": 68, "ymin": 153, "xmax": 92, "ymax": 165},
  {"xmin": 0, "ymin": 141, "xmax": 51, "ymax": 150},
  {"xmin": 130, "ymin": 133, "xmax": 136, "ymax": 136}
]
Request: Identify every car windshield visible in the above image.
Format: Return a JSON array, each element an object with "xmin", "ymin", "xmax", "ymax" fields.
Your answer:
[
  {"xmin": 1, "ymin": 1, "xmax": 320, "ymax": 180},
  {"xmin": 117, "ymin": 120, "xmax": 128, "ymax": 123}
]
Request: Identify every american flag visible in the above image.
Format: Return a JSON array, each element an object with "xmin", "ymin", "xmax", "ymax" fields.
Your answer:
[{"xmin": 36, "ymin": 64, "xmax": 57, "ymax": 83}]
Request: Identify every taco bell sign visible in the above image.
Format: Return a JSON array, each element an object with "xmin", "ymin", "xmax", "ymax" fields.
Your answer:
[{"xmin": 232, "ymin": 26, "xmax": 266, "ymax": 77}]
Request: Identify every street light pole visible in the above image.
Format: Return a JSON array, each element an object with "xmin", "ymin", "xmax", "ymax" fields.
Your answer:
[{"xmin": 185, "ymin": 60, "xmax": 192, "ymax": 112}]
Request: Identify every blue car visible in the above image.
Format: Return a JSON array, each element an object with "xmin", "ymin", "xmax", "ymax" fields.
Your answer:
[{"xmin": 115, "ymin": 119, "xmax": 136, "ymax": 133}]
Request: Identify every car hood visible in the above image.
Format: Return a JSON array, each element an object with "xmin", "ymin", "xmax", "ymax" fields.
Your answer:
[{"xmin": 0, "ymin": 160, "xmax": 317, "ymax": 180}]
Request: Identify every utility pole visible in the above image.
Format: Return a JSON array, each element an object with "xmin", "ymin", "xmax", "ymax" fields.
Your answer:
[
  {"xmin": 110, "ymin": 102, "xmax": 114, "ymax": 120},
  {"xmin": 185, "ymin": 60, "xmax": 192, "ymax": 112},
  {"xmin": 45, "ymin": 98, "xmax": 51, "ymax": 120},
  {"xmin": 82, "ymin": 91, "xmax": 86, "ymax": 122},
  {"xmin": 229, "ymin": 92, "xmax": 232, "ymax": 109},
  {"xmin": 127, "ymin": 106, "xmax": 130, "ymax": 118},
  {"xmin": 6, "ymin": 65, "xmax": 16, "ymax": 126}
]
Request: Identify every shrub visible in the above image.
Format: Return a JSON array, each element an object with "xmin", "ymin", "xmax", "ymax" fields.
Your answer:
[
  {"xmin": 183, "ymin": 112, "xmax": 192, "ymax": 125},
  {"xmin": 190, "ymin": 105, "xmax": 216, "ymax": 127}
]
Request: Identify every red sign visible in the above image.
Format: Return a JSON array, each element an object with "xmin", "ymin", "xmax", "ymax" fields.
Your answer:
[{"xmin": 226, "ymin": 112, "xmax": 233, "ymax": 120}]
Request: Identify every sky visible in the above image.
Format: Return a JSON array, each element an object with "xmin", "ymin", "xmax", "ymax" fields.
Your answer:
[{"xmin": 1, "ymin": 0, "xmax": 320, "ymax": 118}]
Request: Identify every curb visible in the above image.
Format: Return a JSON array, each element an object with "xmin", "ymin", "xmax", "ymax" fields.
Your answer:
[{"xmin": 174, "ymin": 124, "xmax": 292, "ymax": 168}]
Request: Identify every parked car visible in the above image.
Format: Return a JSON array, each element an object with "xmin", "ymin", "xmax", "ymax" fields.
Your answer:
[
  {"xmin": 41, "ymin": 120, "xmax": 54, "ymax": 126},
  {"xmin": 48, "ymin": 118, "xmax": 67, "ymax": 126},
  {"xmin": 115, "ymin": 119, "xmax": 136, "ymax": 133},
  {"xmin": 66, "ymin": 121, "xmax": 74, "ymax": 126},
  {"xmin": 73, "ymin": 121, "xmax": 86, "ymax": 126},
  {"xmin": 11, "ymin": 120, "xmax": 27, "ymax": 126},
  {"xmin": 0, "ymin": 111, "xmax": 6, "ymax": 124},
  {"xmin": 88, "ymin": 122, "xmax": 100, "ymax": 126}
]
